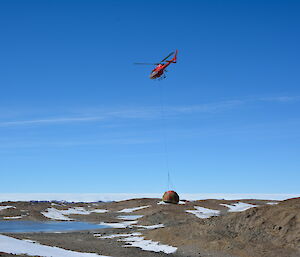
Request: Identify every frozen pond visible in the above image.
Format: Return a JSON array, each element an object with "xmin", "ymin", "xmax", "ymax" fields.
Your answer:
[{"xmin": 0, "ymin": 220, "xmax": 108, "ymax": 233}]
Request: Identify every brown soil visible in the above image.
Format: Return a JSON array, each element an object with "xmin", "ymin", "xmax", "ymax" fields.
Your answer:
[{"xmin": 145, "ymin": 198, "xmax": 300, "ymax": 257}]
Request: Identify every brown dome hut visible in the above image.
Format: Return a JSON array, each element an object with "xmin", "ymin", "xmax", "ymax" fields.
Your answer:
[{"xmin": 162, "ymin": 190, "xmax": 180, "ymax": 204}]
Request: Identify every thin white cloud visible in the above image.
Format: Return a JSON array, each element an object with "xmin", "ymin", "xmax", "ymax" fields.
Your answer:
[
  {"xmin": 259, "ymin": 96, "xmax": 300, "ymax": 102},
  {"xmin": 0, "ymin": 137, "xmax": 158, "ymax": 149},
  {"xmin": 167, "ymin": 100, "xmax": 243, "ymax": 113},
  {"xmin": 0, "ymin": 96, "xmax": 298, "ymax": 128},
  {"xmin": 0, "ymin": 116, "xmax": 104, "ymax": 127},
  {"xmin": 0, "ymin": 101, "xmax": 242, "ymax": 127}
]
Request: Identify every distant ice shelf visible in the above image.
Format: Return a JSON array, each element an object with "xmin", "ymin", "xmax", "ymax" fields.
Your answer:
[{"xmin": 0, "ymin": 193, "xmax": 299, "ymax": 202}]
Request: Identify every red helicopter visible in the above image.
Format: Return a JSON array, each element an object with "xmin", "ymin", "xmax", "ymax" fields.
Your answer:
[{"xmin": 135, "ymin": 50, "xmax": 178, "ymax": 79}]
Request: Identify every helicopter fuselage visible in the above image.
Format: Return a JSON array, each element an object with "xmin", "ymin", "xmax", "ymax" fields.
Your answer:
[{"xmin": 149, "ymin": 61, "xmax": 174, "ymax": 79}]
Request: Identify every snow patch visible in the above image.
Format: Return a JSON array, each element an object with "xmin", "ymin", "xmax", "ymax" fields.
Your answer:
[
  {"xmin": 99, "ymin": 221, "xmax": 138, "ymax": 228},
  {"xmin": 95, "ymin": 232, "xmax": 142, "ymax": 239},
  {"xmin": 157, "ymin": 201, "xmax": 168, "ymax": 205},
  {"xmin": 3, "ymin": 216, "xmax": 22, "ymax": 219},
  {"xmin": 158, "ymin": 201, "xmax": 185, "ymax": 205},
  {"xmin": 0, "ymin": 206, "xmax": 15, "ymax": 211},
  {"xmin": 117, "ymin": 215, "xmax": 143, "ymax": 220},
  {"xmin": 221, "ymin": 202, "xmax": 257, "ymax": 212},
  {"xmin": 41, "ymin": 207, "xmax": 108, "ymax": 220},
  {"xmin": 266, "ymin": 202, "xmax": 279, "ymax": 205},
  {"xmin": 120, "ymin": 236, "xmax": 177, "ymax": 254},
  {"xmin": 135, "ymin": 224, "xmax": 164, "ymax": 230},
  {"xmin": 118, "ymin": 205, "xmax": 150, "ymax": 213},
  {"xmin": 95, "ymin": 231, "xmax": 176, "ymax": 253},
  {"xmin": 91, "ymin": 209, "xmax": 108, "ymax": 213},
  {"xmin": 0, "ymin": 234, "xmax": 110, "ymax": 257},
  {"xmin": 22, "ymin": 239, "xmax": 37, "ymax": 243},
  {"xmin": 186, "ymin": 206, "xmax": 220, "ymax": 219},
  {"xmin": 41, "ymin": 208, "xmax": 73, "ymax": 221}
]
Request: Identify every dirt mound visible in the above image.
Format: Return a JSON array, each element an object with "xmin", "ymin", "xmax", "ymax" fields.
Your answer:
[
  {"xmin": 223, "ymin": 197, "xmax": 300, "ymax": 251},
  {"xmin": 145, "ymin": 198, "xmax": 300, "ymax": 257}
]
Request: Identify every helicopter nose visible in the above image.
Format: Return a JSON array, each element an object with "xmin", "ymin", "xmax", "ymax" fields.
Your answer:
[{"xmin": 149, "ymin": 71, "xmax": 157, "ymax": 79}]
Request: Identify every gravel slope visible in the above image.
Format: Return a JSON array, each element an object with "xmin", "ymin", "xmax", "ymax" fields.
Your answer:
[{"xmin": 0, "ymin": 197, "xmax": 299, "ymax": 257}]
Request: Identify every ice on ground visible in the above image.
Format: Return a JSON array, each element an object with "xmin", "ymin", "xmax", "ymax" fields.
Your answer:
[
  {"xmin": 118, "ymin": 205, "xmax": 150, "ymax": 213},
  {"xmin": 60, "ymin": 207, "xmax": 91, "ymax": 215},
  {"xmin": 117, "ymin": 215, "xmax": 143, "ymax": 220},
  {"xmin": 266, "ymin": 202, "xmax": 279, "ymax": 205},
  {"xmin": 0, "ymin": 206, "xmax": 15, "ymax": 211},
  {"xmin": 95, "ymin": 231, "xmax": 176, "ymax": 253},
  {"xmin": 158, "ymin": 201, "xmax": 185, "ymax": 205},
  {"xmin": 41, "ymin": 207, "xmax": 109, "ymax": 220},
  {"xmin": 3, "ymin": 216, "xmax": 22, "ymax": 219},
  {"xmin": 135, "ymin": 224, "xmax": 164, "ymax": 230},
  {"xmin": 0, "ymin": 234, "xmax": 110, "ymax": 257},
  {"xmin": 91, "ymin": 209, "xmax": 108, "ymax": 213},
  {"xmin": 95, "ymin": 232, "xmax": 142, "ymax": 239},
  {"xmin": 221, "ymin": 202, "xmax": 257, "ymax": 212},
  {"xmin": 186, "ymin": 206, "xmax": 220, "ymax": 219},
  {"xmin": 99, "ymin": 221, "xmax": 138, "ymax": 229},
  {"xmin": 41, "ymin": 208, "xmax": 73, "ymax": 221},
  {"xmin": 22, "ymin": 239, "xmax": 37, "ymax": 243},
  {"xmin": 120, "ymin": 236, "xmax": 177, "ymax": 254}
]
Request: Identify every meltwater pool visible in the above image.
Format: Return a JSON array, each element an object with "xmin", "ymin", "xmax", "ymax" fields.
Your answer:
[{"xmin": 0, "ymin": 220, "xmax": 108, "ymax": 233}]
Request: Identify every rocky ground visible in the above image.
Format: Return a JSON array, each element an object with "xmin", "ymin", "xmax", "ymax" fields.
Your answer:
[{"xmin": 0, "ymin": 197, "xmax": 299, "ymax": 257}]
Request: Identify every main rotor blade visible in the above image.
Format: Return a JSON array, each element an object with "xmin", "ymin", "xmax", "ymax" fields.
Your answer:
[
  {"xmin": 160, "ymin": 52, "xmax": 175, "ymax": 63},
  {"xmin": 134, "ymin": 63, "xmax": 159, "ymax": 65}
]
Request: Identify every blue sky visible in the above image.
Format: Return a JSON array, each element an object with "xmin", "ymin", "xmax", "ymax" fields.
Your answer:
[{"xmin": 0, "ymin": 0, "xmax": 299, "ymax": 193}]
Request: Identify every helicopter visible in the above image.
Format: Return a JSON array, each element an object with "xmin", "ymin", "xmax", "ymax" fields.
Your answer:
[{"xmin": 135, "ymin": 50, "xmax": 178, "ymax": 79}]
